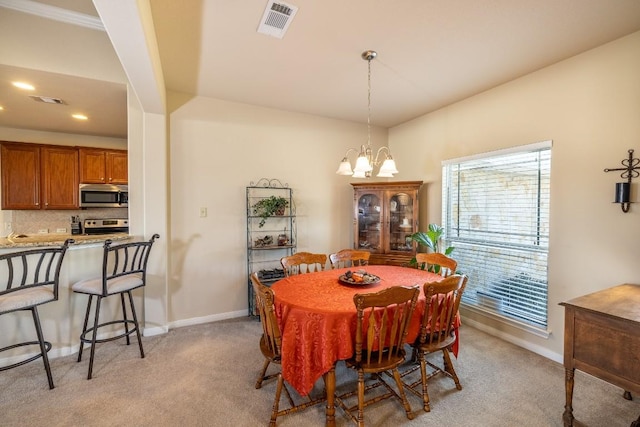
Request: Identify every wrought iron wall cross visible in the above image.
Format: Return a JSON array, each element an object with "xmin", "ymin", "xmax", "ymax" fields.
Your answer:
[{"xmin": 604, "ymin": 149, "xmax": 640, "ymax": 212}]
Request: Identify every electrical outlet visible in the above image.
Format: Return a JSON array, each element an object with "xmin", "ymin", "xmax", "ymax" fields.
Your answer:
[
  {"xmin": 56, "ymin": 228, "xmax": 67, "ymax": 233},
  {"xmin": 4, "ymin": 222, "xmax": 11, "ymax": 231},
  {"xmin": 200, "ymin": 207, "xmax": 207, "ymax": 218},
  {"xmin": 38, "ymin": 229, "xmax": 48, "ymax": 234}
]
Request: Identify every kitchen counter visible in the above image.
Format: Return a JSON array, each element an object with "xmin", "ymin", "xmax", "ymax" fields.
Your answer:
[{"xmin": 0, "ymin": 233, "xmax": 131, "ymax": 248}]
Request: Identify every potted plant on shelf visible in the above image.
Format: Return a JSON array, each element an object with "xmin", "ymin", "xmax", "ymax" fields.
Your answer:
[{"xmin": 252, "ymin": 196, "xmax": 289, "ymax": 227}]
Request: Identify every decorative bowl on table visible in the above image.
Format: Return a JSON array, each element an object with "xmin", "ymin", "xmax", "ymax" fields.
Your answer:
[{"xmin": 339, "ymin": 270, "xmax": 380, "ymax": 286}]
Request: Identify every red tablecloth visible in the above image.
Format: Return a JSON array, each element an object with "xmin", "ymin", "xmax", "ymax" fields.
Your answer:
[{"xmin": 272, "ymin": 265, "xmax": 457, "ymax": 396}]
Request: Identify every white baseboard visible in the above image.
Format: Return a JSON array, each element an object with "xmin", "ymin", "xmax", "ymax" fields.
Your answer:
[
  {"xmin": 1, "ymin": 310, "xmax": 248, "ymax": 367},
  {"xmin": 143, "ymin": 325, "xmax": 169, "ymax": 337},
  {"xmin": 463, "ymin": 316, "xmax": 563, "ymax": 363},
  {"xmin": 167, "ymin": 309, "xmax": 248, "ymax": 329}
]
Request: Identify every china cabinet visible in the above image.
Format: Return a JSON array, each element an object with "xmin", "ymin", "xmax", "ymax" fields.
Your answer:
[
  {"xmin": 351, "ymin": 181, "xmax": 422, "ymax": 266},
  {"xmin": 246, "ymin": 178, "xmax": 296, "ymax": 315}
]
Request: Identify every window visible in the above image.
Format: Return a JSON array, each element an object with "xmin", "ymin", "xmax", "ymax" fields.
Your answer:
[{"xmin": 442, "ymin": 141, "xmax": 551, "ymax": 331}]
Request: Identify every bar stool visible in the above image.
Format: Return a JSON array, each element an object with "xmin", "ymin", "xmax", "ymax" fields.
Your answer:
[
  {"xmin": 72, "ymin": 234, "xmax": 159, "ymax": 379},
  {"xmin": 0, "ymin": 239, "xmax": 73, "ymax": 389}
]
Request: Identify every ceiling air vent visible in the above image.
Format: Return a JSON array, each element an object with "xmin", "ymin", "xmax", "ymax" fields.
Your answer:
[
  {"xmin": 29, "ymin": 95, "xmax": 65, "ymax": 105},
  {"xmin": 257, "ymin": 1, "xmax": 298, "ymax": 39}
]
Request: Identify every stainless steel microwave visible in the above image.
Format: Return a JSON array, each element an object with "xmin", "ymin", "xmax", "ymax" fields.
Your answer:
[{"xmin": 79, "ymin": 184, "xmax": 128, "ymax": 208}]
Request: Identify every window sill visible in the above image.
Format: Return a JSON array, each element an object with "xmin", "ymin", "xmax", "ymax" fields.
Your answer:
[{"xmin": 460, "ymin": 302, "xmax": 551, "ymax": 339}]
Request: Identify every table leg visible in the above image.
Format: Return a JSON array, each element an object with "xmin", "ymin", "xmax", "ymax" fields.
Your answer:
[
  {"xmin": 563, "ymin": 367, "xmax": 575, "ymax": 427},
  {"xmin": 323, "ymin": 366, "xmax": 336, "ymax": 427}
]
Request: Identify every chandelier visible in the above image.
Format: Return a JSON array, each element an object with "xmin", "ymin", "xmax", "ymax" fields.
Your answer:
[{"xmin": 336, "ymin": 50, "xmax": 398, "ymax": 178}]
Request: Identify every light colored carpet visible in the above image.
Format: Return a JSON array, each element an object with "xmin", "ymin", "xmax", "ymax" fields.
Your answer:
[{"xmin": 1, "ymin": 317, "xmax": 638, "ymax": 426}]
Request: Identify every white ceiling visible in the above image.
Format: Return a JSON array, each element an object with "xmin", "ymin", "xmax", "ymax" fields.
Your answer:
[
  {"xmin": 2, "ymin": 0, "xmax": 640, "ymax": 138},
  {"xmin": 0, "ymin": 0, "xmax": 127, "ymax": 138}
]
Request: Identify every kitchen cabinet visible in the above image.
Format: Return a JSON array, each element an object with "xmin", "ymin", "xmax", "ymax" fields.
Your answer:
[
  {"xmin": 351, "ymin": 181, "xmax": 422, "ymax": 266},
  {"xmin": 41, "ymin": 146, "xmax": 79, "ymax": 209},
  {"xmin": 79, "ymin": 148, "xmax": 128, "ymax": 184},
  {"xmin": 246, "ymin": 179, "xmax": 296, "ymax": 315},
  {"xmin": 1, "ymin": 142, "xmax": 79, "ymax": 210},
  {"xmin": 1, "ymin": 143, "xmax": 40, "ymax": 209}
]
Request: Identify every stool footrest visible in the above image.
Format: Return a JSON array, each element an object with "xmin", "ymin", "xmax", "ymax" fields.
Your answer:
[
  {"xmin": 0, "ymin": 340, "xmax": 52, "ymax": 371},
  {"xmin": 79, "ymin": 320, "xmax": 139, "ymax": 345}
]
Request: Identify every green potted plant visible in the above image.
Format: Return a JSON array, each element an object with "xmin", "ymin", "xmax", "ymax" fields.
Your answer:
[
  {"xmin": 252, "ymin": 196, "xmax": 289, "ymax": 227},
  {"xmin": 409, "ymin": 223, "xmax": 456, "ymax": 272},
  {"xmin": 411, "ymin": 223, "xmax": 454, "ymax": 255}
]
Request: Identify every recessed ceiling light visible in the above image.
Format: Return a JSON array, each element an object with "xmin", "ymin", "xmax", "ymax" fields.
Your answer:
[
  {"xmin": 0, "ymin": 106, "xmax": 4, "ymax": 111},
  {"xmin": 12, "ymin": 81, "xmax": 35, "ymax": 91},
  {"xmin": 72, "ymin": 114, "xmax": 88, "ymax": 120}
]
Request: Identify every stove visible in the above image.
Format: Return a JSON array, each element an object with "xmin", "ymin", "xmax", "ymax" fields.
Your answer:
[{"xmin": 83, "ymin": 218, "xmax": 129, "ymax": 235}]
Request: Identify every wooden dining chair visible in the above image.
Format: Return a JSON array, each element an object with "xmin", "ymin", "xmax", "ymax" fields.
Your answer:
[
  {"xmin": 415, "ymin": 252, "xmax": 457, "ymax": 277},
  {"xmin": 0, "ymin": 239, "xmax": 73, "ymax": 390},
  {"xmin": 335, "ymin": 285, "xmax": 420, "ymax": 426},
  {"xmin": 280, "ymin": 252, "xmax": 327, "ymax": 277},
  {"xmin": 250, "ymin": 273, "xmax": 325, "ymax": 426},
  {"xmin": 402, "ymin": 274, "xmax": 468, "ymax": 412},
  {"xmin": 329, "ymin": 249, "xmax": 370, "ymax": 269}
]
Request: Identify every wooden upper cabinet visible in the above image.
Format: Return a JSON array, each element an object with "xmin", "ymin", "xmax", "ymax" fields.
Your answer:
[
  {"xmin": 1, "ymin": 143, "xmax": 41, "ymax": 210},
  {"xmin": 79, "ymin": 148, "xmax": 128, "ymax": 184},
  {"xmin": 41, "ymin": 146, "xmax": 79, "ymax": 209},
  {"xmin": 1, "ymin": 142, "xmax": 126, "ymax": 210},
  {"xmin": 106, "ymin": 150, "xmax": 128, "ymax": 184},
  {"xmin": 79, "ymin": 148, "xmax": 105, "ymax": 183}
]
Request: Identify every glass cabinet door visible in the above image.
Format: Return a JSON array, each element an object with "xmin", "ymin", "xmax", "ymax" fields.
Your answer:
[
  {"xmin": 351, "ymin": 181, "xmax": 422, "ymax": 266},
  {"xmin": 388, "ymin": 191, "xmax": 414, "ymax": 253},
  {"xmin": 356, "ymin": 192, "xmax": 382, "ymax": 252}
]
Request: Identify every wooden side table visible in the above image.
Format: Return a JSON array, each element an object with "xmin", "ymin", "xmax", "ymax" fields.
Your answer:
[{"xmin": 560, "ymin": 283, "xmax": 640, "ymax": 427}]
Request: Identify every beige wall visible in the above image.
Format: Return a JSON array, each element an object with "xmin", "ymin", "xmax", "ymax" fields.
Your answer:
[
  {"xmin": 389, "ymin": 31, "xmax": 640, "ymax": 361},
  {"xmin": 167, "ymin": 94, "xmax": 388, "ymax": 324}
]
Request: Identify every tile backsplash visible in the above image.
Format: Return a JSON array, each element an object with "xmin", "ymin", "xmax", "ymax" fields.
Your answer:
[{"xmin": 6, "ymin": 208, "xmax": 128, "ymax": 235}]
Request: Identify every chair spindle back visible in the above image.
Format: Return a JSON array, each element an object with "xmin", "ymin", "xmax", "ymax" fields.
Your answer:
[
  {"xmin": 353, "ymin": 285, "xmax": 419, "ymax": 365},
  {"xmin": 415, "ymin": 252, "xmax": 457, "ymax": 277},
  {"xmin": 0, "ymin": 239, "xmax": 73, "ymax": 312},
  {"xmin": 329, "ymin": 249, "xmax": 370, "ymax": 269},
  {"xmin": 280, "ymin": 252, "xmax": 327, "ymax": 276},
  {"xmin": 99, "ymin": 234, "xmax": 159, "ymax": 296},
  {"xmin": 250, "ymin": 272, "xmax": 282, "ymax": 358},
  {"xmin": 420, "ymin": 274, "xmax": 467, "ymax": 348}
]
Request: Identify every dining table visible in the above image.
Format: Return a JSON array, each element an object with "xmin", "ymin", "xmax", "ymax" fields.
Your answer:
[{"xmin": 271, "ymin": 264, "xmax": 458, "ymax": 427}]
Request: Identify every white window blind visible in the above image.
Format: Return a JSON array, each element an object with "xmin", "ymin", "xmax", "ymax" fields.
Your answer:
[{"xmin": 442, "ymin": 142, "xmax": 551, "ymax": 329}]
